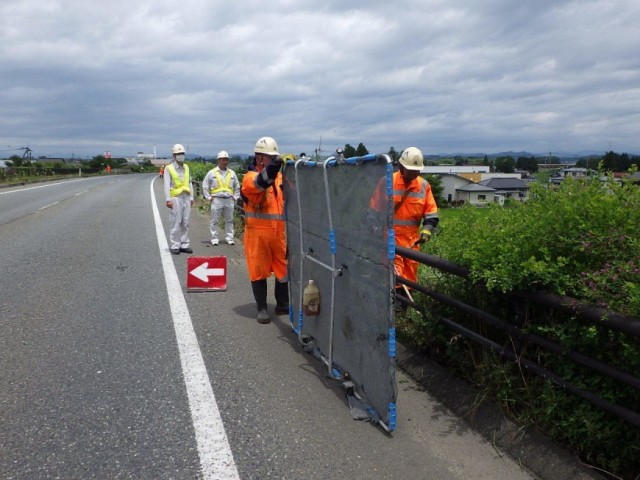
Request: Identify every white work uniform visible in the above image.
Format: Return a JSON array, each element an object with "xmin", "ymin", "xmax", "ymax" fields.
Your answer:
[
  {"xmin": 202, "ymin": 166, "xmax": 240, "ymax": 243},
  {"xmin": 163, "ymin": 161, "xmax": 194, "ymax": 251}
]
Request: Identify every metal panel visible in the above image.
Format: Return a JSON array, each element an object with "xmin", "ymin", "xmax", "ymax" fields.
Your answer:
[{"xmin": 284, "ymin": 154, "xmax": 397, "ymax": 430}]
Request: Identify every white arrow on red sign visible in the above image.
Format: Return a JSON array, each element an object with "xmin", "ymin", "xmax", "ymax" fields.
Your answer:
[
  {"xmin": 189, "ymin": 262, "xmax": 225, "ymax": 282},
  {"xmin": 186, "ymin": 256, "xmax": 227, "ymax": 292}
]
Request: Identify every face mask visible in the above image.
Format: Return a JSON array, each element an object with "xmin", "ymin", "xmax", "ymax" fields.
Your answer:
[{"xmin": 175, "ymin": 154, "xmax": 185, "ymax": 163}]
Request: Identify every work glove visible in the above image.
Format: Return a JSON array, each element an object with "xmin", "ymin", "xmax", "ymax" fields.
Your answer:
[
  {"xmin": 265, "ymin": 158, "xmax": 282, "ymax": 179},
  {"xmin": 415, "ymin": 228, "xmax": 433, "ymax": 245}
]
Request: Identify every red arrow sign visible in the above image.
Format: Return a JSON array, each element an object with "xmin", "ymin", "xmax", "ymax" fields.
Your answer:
[{"xmin": 187, "ymin": 256, "xmax": 227, "ymax": 291}]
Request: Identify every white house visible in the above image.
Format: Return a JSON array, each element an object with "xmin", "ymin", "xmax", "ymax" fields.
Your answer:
[
  {"xmin": 423, "ymin": 166, "xmax": 529, "ymax": 206},
  {"xmin": 478, "ymin": 177, "xmax": 530, "ymax": 202},
  {"xmin": 455, "ymin": 182, "xmax": 497, "ymax": 205}
]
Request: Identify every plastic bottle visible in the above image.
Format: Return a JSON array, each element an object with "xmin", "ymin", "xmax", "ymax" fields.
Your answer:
[{"xmin": 302, "ymin": 280, "xmax": 320, "ymax": 316}]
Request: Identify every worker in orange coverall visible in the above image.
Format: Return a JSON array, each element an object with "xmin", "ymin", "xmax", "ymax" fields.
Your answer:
[
  {"xmin": 240, "ymin": 136, "xmax": 289, "ymax": 324},
  {"xmin": 370, "ymin": 146, "xmax": 439, "ymax": 304}
]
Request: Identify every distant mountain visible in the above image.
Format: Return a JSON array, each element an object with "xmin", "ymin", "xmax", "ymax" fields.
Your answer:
[
  {"xmin": 431, "ymin": 151, "xmax": 535, "ymax": 158},
  {"xmin": 440, "ymin": 151, "xmax": 545, "ymax": 158},
  {"xmin": 186, "ymin": 153, "xmax": 251, "ymax": 161},
  {"xmin": 431, "ymin": 150, "xmax": 617, "ymax": 160},
  {"xmin": 550, "ymin": 150, "xmax": 604, "ymax": 158}
]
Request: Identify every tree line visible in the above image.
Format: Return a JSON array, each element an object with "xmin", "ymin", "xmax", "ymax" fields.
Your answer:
[
  {"xmin": 338, "ymin": 147, "xmax": 640, "ymax": 174},
  {"xmin": 6, "ymin": 149, "xmax": 638, "ymax": 175}
]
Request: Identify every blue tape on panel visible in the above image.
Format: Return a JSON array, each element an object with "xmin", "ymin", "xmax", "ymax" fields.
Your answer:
[
  {"xmin": 387, "ymin": 229, "xmax": 395, "ymax": 260},
  {"xmin": 389, "ymin": 327, "xmax": 396, "ymax": 358},
  {"xmin": 389, "ymin": 402, "xmax": 397, "ymax": 431}
]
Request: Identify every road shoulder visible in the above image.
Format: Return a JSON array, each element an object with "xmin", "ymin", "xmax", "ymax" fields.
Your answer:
[{"xmin": 396, "ymin": 343, "xmax": 606, "ymax": 480}]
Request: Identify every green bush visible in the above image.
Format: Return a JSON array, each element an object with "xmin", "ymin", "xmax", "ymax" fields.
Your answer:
[
  {"xmin": 186, "ymin": 161, "xmax": 212, "ymax": 182},
  {"xmin": 401, "ymin": 174, "xmax": 640, "ymax": 478},
  {"xmin": 429, "ymin": 175, "xmax": 640, "ymax": 315}
]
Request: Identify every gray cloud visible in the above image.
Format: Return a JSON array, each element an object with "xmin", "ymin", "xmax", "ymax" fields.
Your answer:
[{"xmin": 1, "ymin": 0, "xmax": 639, "ymax": 158}]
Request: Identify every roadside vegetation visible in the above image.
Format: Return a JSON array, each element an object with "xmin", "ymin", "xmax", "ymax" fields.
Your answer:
[
  {"xmin": 0, "ymin": 154, "xmax": 158, "ymax": 184},
  {"xmin": 398, "ymin": 171, "xmax": 640, "ymax": 479}
]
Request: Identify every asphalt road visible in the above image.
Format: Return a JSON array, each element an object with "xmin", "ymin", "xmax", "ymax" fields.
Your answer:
[{"xmin": 0, "ymin": 174, "xmax": 536, "ymax": 479}]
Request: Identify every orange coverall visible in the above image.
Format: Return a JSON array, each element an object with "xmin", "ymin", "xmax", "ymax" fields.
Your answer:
[
  {"xmin": 391, "ymin": 171, "xmax": 439, "ymax": 283},
  {"xmin": 241, "ymin": 171, "xmax": 287, "ymax": 282},
  {"xmin": 368, "ymin": 171, "xmax": 439, "ymax": 284}
]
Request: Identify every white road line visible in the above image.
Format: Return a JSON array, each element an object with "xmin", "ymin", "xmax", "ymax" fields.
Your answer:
[
  {"xmin": 149, "ymin": 177, "xmax": 239, "ymax": 480},
  {"xmin": 37, "ymin": 201, "xmax": 59, "ymax": 210},
  {"xmin": 0, "ymin": 177, "xmax": 102, "ymax": 195}
]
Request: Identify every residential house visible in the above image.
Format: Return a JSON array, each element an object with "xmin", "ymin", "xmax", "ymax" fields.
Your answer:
[
  {"xmin": 478, "ymin": 177, "xmax": 530, "ymax": 202},
  {"xmin": 549, "ymin": 167, "xmax": 592, "ymax": 184},
  {"xmin": 424, "ymin": 166, "xmax": 529, "ymax": 206},
  {"xmin": 455, "ymin": 182, "xmax": 497, "ymax": 205}
]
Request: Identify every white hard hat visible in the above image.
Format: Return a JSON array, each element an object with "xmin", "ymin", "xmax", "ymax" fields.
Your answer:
[
  {"xmin": 399, "ymin": 147, "xmax": 424, "ymax": 171},
  {"xmin": 172, "ymin": 144, "xmax": 186, "ymax": 155},
  {"xmin": 254, "ymin": 136, "xmax": 279, "ymax": 156},
  {"xmin": 216, "ymin": 150, "xmax": 229, "ymax": 159}
]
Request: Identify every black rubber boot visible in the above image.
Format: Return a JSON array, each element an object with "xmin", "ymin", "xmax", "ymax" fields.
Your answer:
[
  {"xmin": 251, "ymin": 279, "xmax": 270, "ymax": 324},
  {"xmin": 274, "ymin": 281, "xmax": 289, "ymax": 315}
]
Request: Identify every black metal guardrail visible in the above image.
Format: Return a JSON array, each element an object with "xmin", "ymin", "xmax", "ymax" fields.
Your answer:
[
  {"xmin": 395, "ymin": 245, "xmax": 640, "ymax": 428},
  {"xmin": 192, "ymin": 180, "xmax": 203, "ymax": 198}
]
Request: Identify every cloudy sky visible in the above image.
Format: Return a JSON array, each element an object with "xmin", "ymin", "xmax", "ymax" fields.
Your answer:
[{"xmin": 1, "ymin": 0, "xmax": 639, "ymax": 159}]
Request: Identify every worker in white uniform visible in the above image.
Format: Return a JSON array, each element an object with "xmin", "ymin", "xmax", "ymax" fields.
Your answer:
[
  {"xmin": 202, "ymin": 150, "xmax": 241, "ymax": 245},
  {"xmin": 164, "ymin": 143, "xmax": 194, "ymax": 255}
]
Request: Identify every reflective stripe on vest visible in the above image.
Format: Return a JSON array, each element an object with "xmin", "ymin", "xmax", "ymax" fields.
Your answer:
[
  {"xmin": 210, "ymin": 169, "xmax": 233, "ymax": 195},
  {"xmin": 167, "ymin": 164, "xmax": 191, "ymax": 197},
  {"xmin": 393, "ymin": 183, "xmax": 426, "ymax": 199},
  {"xmin": 394, "ymin": 218, "xmax": 421, "ymax": 227},
  {"xmin": 245, "ymin": 211, "xmax": 286, "ymax": 221}
]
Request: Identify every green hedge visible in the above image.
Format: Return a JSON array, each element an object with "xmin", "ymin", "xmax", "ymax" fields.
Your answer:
[
  {"xmin": 403, "ymin": 173, "xmax": 640, "ymax": 478},
  {"xmin": 431, "ymin": 175, "xmax": 639, "ymax": 315}
]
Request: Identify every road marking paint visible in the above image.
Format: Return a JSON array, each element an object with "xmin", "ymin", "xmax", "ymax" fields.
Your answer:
[
  {"xmin": 0, "ymin": 177, "xmax": 103, "ymax": 195},
  {"xmin": 150, "ymin": 178, "xmax": 239, "ymax": 480},
  {"xmin": 37, "ymin": 201, "xmax": 59, "ymax": 210}
]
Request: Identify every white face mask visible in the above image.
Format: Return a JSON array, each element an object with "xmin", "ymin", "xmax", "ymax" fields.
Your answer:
[{"xmin": 175, "ymin": 154, "xmax": 185, "ymax": 163}]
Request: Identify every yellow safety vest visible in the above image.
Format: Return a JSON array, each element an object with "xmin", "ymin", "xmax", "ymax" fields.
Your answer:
[
  {"xmin": 167, "ymin": 163, "xmax": 191, "ymax": 197},
  {"xmin": 210, "ymin": 169, "xmax": 234, "ymax": 196}
]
